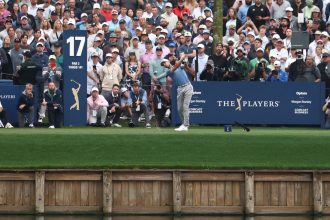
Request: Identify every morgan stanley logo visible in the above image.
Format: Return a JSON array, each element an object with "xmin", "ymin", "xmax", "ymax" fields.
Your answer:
[{"xmin": 217, "ymin": 94, "xmax": 280, "ymax": 111}]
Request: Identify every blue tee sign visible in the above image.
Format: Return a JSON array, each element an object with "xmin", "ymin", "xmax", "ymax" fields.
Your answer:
[
  {"xmin": 63, "ymin": 30, "xmax": 87, "ymax": 126},
  {"xmin": 172, "ymin": 82, "xmax": 325, "ymax": 126}
]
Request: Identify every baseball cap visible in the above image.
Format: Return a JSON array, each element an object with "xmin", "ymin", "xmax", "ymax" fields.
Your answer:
[
  {"xmin": 247, "ymin": 32, "xmax": 255, "ymax": 38},
  {"xmin": 158, "ymin": 34, "xmax": 165, "ymax": 39},
  {"xmin": 51, "ymin": 11, "xmax": 57, "ymax": 16},
  {"xmin": 21, "ymin": 16, "xmax": 28, "ymax": 20},
  {"xmin": 175, "ymin": 33, "xmax": 182, "ymax": 38},
  {"xmin": 272, "ymin": 34, "xmax": 280, "ymax": 40},
  {"xmin": 112, "ymin": 48, "xmax": 119, "ymax": 53},
  {"xmin": 111, "ymin": 10, "xmax": 118, "ymax": 15},
  {"xmin": 23, "ymin": 50, "xmax": 32, "ymax": 58},
  {"xmin": 91, "ymin": 52, "xmax": 99, "ymax": 57},
  {"xmin": 198, "ymin": 24, "xmax": 207, "ymax": 29},
  {"xmin": 81, "ymin": 13, "xmax": 88, "ymax": 18},
  {"xmin": 110, "ymin": 33, "xmax": 117, "ymax": 38},
  {"xmin": 156, "ymin": 26, "xmax": 163, "ymax": 30},
  {"xmin": 119, "ymin": 19, "xmax": 126, "ymax": 24},
  {"xmin": 132, "ymin": 36, "xmax": 139, "ymax": 40},
  {"xmin": 136, "ymin": 27, "xmax": 143, "ymax": 32},
  {"xmin": 184, "ymin": 31, "xmax": 192, "ymax": 37},
  {"xmin": 168, "ymin": 42, "xmax": 176, "ymax": 47},
  {"xmin": 203, "ymin": 29, "xmax": 210, "ymax": 34},
  {"xmin": 160, "ymin": 29, "xmax": 168, "ymax": 34},
  {"xmin": 285, "ymin": 7, "xmax": 293, "ymax": 11},
  {"xmin": 133, "ymin": 16, "xmax": 139, "ymax": 21},
  {"xmin": 323, "ymin": 52, "xmax": 330, "ymax": 58},
  {"xmin": 97, "ymin": 30, "xmax": 104, "ymax": 35},
  {"xmin": 206, "ymin": 17, "xmax": 213, "ymax": 22},
  {"xmin": 197, "ymin": 44, "xmax": 205, "ymax": 49},
  {"xmin": 91, "ymin": 87, "xmax": 99, "ymax": 92},
  {"xmin": 274, "ymin": 60, "xmax": 281, "ymax": 67},
  {"xmin": 121, "ymin": 87, "xmax": 128, "ymax": 93},
  {"xmin": 156, "ymin": 46, "xmax": 163, "ymax": 51},
  {"xmin": 55, "ymin": 1, "xmax": 62, "ymax": 5},
  {"xmin": 14, "ymin": 38, "xmax": 20, "ymax": 43},
  {"xmin": 105, "ymin": 53, "xmax": 113, "ymax": 58},
  {"xmin": 322, "ymin": 31, "xmax": 330, "ymax": 37},
  {"xmin": 36, "ymin": 42, "xmax": 44, "ymax": 47},
  {"xmin": 93, "ymin": 3, "xmax": 101, "ymax": 9},
  {"xmin": 256, "ymin": 47, "xmax": 264, "ymax": 52},
  {"xmin": 229, "ymin": 24, "xmax": 236, "ymax": 29},
  {"xmin": 165, "ymin": 2, "xmax": 172, "ymax": 7},
  {"xmin": 49, "ymin": 55, "xmax": 56, "ymax": 60},
  {"xmin": 37, "ymin": 7, "xmax": 45, "ymax": 11},
  {"xmin": 161, "ymin": 59, "xmax": 169, "ymax": 64},
  {"xmin": 312, "ymin": 7, "xmax": 321, "ymax": 13},
  {"xmin": 94, "ymin": 36, "xmax": 101, "ymax": 42},
  {"xmin": 314, "ymin": 30, "xmax": 322, "ymax": 35},
  {"xmin": 236, "ymin": 47, "xmax": 246, "ymax": 54},
  {"xmin": 102, "ymin": 22, "xmax": 109, "ymax": 26}
]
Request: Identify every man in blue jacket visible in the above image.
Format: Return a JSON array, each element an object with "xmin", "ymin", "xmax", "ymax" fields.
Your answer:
[
  {"xmin": 42, "ymin": 81, "xmax": 63, "ymax": 128},
  {"xmin": 17, "ymin": 83, "xmax": 35, "ymax": 128}
]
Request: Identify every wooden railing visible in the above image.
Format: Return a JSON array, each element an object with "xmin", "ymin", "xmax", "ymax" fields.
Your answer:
[{"xmin": 0, "ymin": 170, "xmax": 329, "ymax": 215}]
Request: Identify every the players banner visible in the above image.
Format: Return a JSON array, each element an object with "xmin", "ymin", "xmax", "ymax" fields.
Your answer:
[
  {"xmin": 63, "ymin": 30, "xmax": 87, "ymax": 126},
  {"xmin": 172, "ymin": 82, "xmax": 325, "ymax": 126}
]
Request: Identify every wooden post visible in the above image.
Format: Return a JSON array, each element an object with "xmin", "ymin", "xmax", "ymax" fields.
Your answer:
[
  {"xmin": 35, "ymin": 171, "xmax": 45, "ymax": 214},
  {"xmin": 245, "ymin": 172, "xmax": 254, "ymax": 215},
  {"xmin": 173, "ymin": 171, "xmax": 182, "ymax": 215},
  {"xmin": 313, "ymin": 172, "xmax": 323, "ymax": 215},
  {"xmin": 103, "ymin": 171, "xmax": 112, "ymax": 214}
]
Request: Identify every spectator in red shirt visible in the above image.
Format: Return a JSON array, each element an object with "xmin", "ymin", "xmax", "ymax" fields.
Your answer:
[{"xmin": 173, "ymin": 0, "xmax": 191, "ymax": 20}]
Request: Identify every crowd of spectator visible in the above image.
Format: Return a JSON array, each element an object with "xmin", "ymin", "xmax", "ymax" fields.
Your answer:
[{"xmin": 0, "ymin": 0, "xmax": 330, "ymax": 128}]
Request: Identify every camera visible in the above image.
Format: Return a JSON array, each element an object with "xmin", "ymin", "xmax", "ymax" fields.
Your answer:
[{"xmin": 206, "ymin": 63, "xmax": 213, "ymax": 70}]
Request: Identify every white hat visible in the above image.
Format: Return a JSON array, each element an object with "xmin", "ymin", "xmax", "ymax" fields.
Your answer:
[
  {"xmin": 121, "ymin": 87, "xmax": 128, "ymax": 93},
  {"xmin": 132, "ymin": 36, "xmax": 139, "ymax": 40},
  {"xmin": 156, "ymin": 26, "xmax": 163, "ymax": 30},
  {"xmin": 91, "ymin": 87, "xmax": 99, "ymax": 92},
  {"xmin": 136, "ymin": 27, "xmax": 143, "ymax": 31},
  {"xmin": 111, "ymin": 10, "xmax": 118, "ymax": 15},
  {"xmin": 165, "ymin": 2, "xmax": 173, "ymax": 7},
  {"xmin": 112, "ymin": 48, "xmax": 119, "ymax": 53},
  {"xmin": 94, "ymin": 36, "xmax": 101, "ymax": 42},
  {"xmin": 161, "ymin": 59, "xmax": 169, "ymax": 64},
  {"xmin": 322, "ymin": 31, "xmax": 330, "ymax": 37},
  {"xmin": 184, "ymin": 31, "xmax": 192, "ymax": 37},
  {"xmin": 206, "ymin": 17, "xmax": 213, "ymax": 22},
  {"xmin": 91, "ymin": 52, "xmax": 99, "ymax": 57},
  {"xmin": 105, "ymin": 53, "xmax": 113, "ymax": 58},
  {"xmin": 38, "ymin": 37, "xmax": 46, "ymax": 41},
  {"xmin": 256, "ymin": 47, "xmax": 264, "ymax": 52},
  {"xmin": 315, "ymin": 30, "xmax": 322, "ymax": 35},
  {"xmin": 277, "ymin": 38, "xmax": 284, "ymax": 42},
  {"xmin": 247, "ymin": 31, "xmax": 255, "ymax": 38},
  {"xmin": 269, "ymin": 51, "xmax": 278, "ymax": 58},
  {"xmin": 197, "ymin": 44, "xmax": 205, "ymax": 49},
  {"xmin": 97, "ymin": 30, "xmax": 104, "ymax": 35},
  {"xmin": 68, "ymin": 18, "xmax": 75, "ymax": 25},
  {"xmin": 36, "ymin": 42, "xmax": 44, "ymax": 47},
  {"xmin": 81, "ymin": 13, "xmax": 88, "ymax": 18},
  {"xmin": 0, "ymin": 0, "xmax": 5, "ymax": 3},
  {"xmin": 93, "ymin": 3, "xmax": 101, "ymax": 9},
  {"xmin": 158, "ymin": 34, "xmax": 166, "ymax": 39},
  {"xmin": 160, "ymin": 29, "xmax": 168, "ymax": 34},
  {"xmin": 285, "ymin": 7, "xmax": 293, "ymax": 11},
  {"xmin": 274, "ymin": 60, "xmax": 281, "ymax": 67},
  {"xmin": 198, "ymin": 24, "xmax": 207, "ymax": 29},
  {"xmin": 48, "ymin": 55, "xmax": 56, "ymax": 60},
  {"xmin": 272, "ymin": 34, "xmax": 280, "ymax": 39},
  {"xmin": 102, "ymin": 22, "xmax": 109, "ymax": 26},
  {"xmin": 21, "ymin": 16, "xmax": 28, "ymax": 20}
]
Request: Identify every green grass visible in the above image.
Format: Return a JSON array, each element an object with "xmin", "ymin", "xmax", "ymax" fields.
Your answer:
[{"xmin": 0, "ymin": 127, "xmax": 329, "ymax": 169}]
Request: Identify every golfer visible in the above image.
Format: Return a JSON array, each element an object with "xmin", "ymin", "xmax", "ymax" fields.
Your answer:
[{"xmin": 159, "ymin": 54, "xmax": 193, "ymax": 131}]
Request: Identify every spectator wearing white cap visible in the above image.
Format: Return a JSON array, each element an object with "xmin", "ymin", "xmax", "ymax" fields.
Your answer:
[
  {"xmin": 124, "ymin": 36, "xmax": 146, "ymax": 60},
  {"xmin": 87, "ymin": 3, "xmax": 106, "ymax": 24},
  {"xmin": 191, "ymin": 0, "xmax": 213, "ymax": 19},
  {"xmin": 192, "ymin": 44, "xmax": 209, "ymax": 81},
  {"xmin": 87, "ymin": 52, "xmax": 103, "ymax": 96},
  {"xmin": 272, "ymin": 60, "xmax": 288, "ymax": 81},
  {"xmin": 270, "ymin": 38, "xmax": 288, "ymax": 71},
  {"xmin": 87, "ymin": 87, "xmax": 109, "ymax": 126},
  {"xmin": 76, "ymin": 13, "xmax": 89, "ymax": 30},
  {"xmin": 87, "ymin": 36, "xmax": 104, "ymax": 63},
  {"xmin": 321, "ymin": 31, "xmax": 330, "ymax": 52},
  {"xmin": 199, "ymin": 29, "xmax": 213, "ymax": 56},
  {"xmin": 177, "ymin": 31, "xmax": 197, "ymax": 67},
  {"xmin": 193, "ymin": 24, "xmax": 213, "ymax": 45},
  {"xmin": 99, "ymin": 53, "xmax": 123, "ymax": 101},
  {"xmin": 161, "ymin": 2, "xmax": 178, "ymax": 32},
  {"xmin": 153, "ymin": 34, "xmax": 170, "ymax": 57},
  {"xmin": 285, "ymin": 7, "xmax": 299, "ymax": 31},
  {"xmin": 308, "ymin": 30, "xmax": 322, "ymax": 55},
  {"xmin": 223, "ymin": 25, "xmax": 239, "ymax": 46}
]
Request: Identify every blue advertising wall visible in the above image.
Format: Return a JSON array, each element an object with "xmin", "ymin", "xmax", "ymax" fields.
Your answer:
[
  {"xmin": 62, "ymin": 30, "xmax": 87, "ymax": 126},
  {"xmin": 0, "ymin": 81, "xmax": 38, "ymax": 124},
  {"xmin": 172, "ymin": 82, "xmax": 325, "ymax": 126}
]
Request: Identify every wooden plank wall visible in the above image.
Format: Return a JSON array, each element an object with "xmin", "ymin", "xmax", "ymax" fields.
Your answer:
[{"xmin": 1, "ymin": 170, "xmax": 330, "ymax": 215}]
